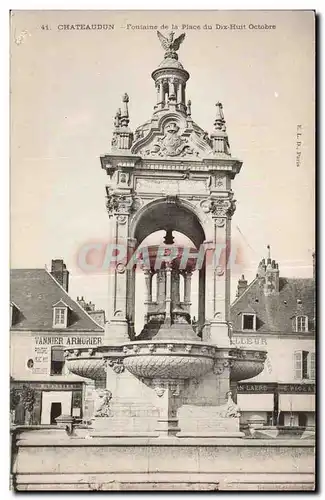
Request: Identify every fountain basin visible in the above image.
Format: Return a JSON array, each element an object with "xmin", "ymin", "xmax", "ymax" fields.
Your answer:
[
  {"xmin": 229, "ymin": 348, "xmax": 267, "ymax": 382},
  {"xmin": 64, "ymin": 344, "xmax": 267, "ymax": 384},
  {"xmin": 65, "ymin": 350, "xmax": 106, "ymax": 380},
  {"xmin": 122, "ymin": 341, "xmax": 215, "ymax": 381}
]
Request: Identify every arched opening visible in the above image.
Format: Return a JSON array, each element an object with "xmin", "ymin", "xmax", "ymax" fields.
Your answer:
[
  {"xmin": 131, "ymin": 199, "xmax": 206, "ymax": 249},
  {"xmin": 129, "ymin": 200, "xmax": 207, "ymax": 339},
  {"xmin": 133, "ymin": 230, "xmax": 202, "ymax": 337}
]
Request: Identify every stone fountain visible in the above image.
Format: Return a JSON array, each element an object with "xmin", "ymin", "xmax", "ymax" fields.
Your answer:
[
  {"xmin": 65, "ymin": 243, "xmax": 267, "ymax": 438},
  {"xmin": 11, "ymin": 31, "xmax": 314, "ymax": 491}
]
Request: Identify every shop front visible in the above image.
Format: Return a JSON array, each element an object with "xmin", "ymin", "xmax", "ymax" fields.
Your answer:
[{"xmin": 10, "ymin": 381, "xmax": 84, "ymax": 426}]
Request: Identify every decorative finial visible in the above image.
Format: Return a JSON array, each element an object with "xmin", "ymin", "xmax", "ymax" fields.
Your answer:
[
  {"xmin": 267, "ymin": 244, "xmax": 271, "ymax": 260},
  {"xmin": 156, "ymin": 30, "xmax": 186, "ymax": 59},
  {"xmin": 214, "ymin": 102, "xmax": 226, "ymax": 131},
  {"xmin": 114, "ymin": 108, "xmax": 121, "ymax": 128},
  {"xmin": 120, "ymin": 93, "xmax": 130, "ymax": 127},
  {"xmin": 186, "ymin": 99, "xmax": 192, "ymax": 117}
]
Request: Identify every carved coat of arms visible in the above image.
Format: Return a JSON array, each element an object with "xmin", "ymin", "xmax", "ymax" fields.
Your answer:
[{"xmin": 150, "ymin": 122, "xmax": 193, "ymax": 157}]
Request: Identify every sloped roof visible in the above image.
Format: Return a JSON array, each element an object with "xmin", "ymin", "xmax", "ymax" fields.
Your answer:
[
  {"xmin": 230, "ymin": 277, "xmax": 315, "ymax": 333},
  {"xmin": 10, "ymin": 268, "xmax": 104, "ymax": 332}
]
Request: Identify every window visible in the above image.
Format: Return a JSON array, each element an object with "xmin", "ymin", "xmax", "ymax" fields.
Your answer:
[
  {"xmin": 53, "ymin": 306, "xmax": 68, "ymax": 328},
  {"xmin": 294, "ymin": 350, "xmax": 309, "ymax": 380},
  {"xmin": 242, "ymin": 313, "xmax": 256, "ymax": 331},
  {"xmin": 51, "ymin": 347, "xmax": 65, "ymax": 375},
  {"xmin": 295, "ymin": 315, "xmax": 308, "ymax": 332}
]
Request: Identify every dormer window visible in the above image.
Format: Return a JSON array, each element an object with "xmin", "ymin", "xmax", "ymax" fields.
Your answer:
[
  {"xmin": 242, "ymin": 313, "xmax": 256, "ymax": 331},
  {"xmin": 52, "ymin": 299, "xmax": 69, "ymax": 328},
  {"xmin": 295, "ymin": 315, "xmax": 308, "ymax": 333}
]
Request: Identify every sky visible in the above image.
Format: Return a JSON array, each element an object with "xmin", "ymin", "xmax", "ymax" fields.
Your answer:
[{"xmin": 10, "ymin": 10, "xmax": 315, "ymax": 332}]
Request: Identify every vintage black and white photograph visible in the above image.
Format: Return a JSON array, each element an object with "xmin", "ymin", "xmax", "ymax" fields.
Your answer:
[{"xmin": 9, "ymin": 10, "xmax": 315, "ymax": 491}]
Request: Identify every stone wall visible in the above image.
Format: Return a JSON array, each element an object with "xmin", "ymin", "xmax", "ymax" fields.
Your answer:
[{"xmin": 12, "ymin": 431, "xmax": 315, "ymax": 491}]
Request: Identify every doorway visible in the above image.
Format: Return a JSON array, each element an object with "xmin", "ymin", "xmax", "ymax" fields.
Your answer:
[
  {"xmin": 50, "ymin": 402, "xmax": 62, "ymax": 424},
  {"xmin": 41, "ymin": 391, "xmax": 72, "ymax": 424}
]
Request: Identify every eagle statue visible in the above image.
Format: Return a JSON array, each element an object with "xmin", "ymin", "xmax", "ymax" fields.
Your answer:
[{"xmin": 157, "ymin": 31, "xmax": 186, "ymax": 55}]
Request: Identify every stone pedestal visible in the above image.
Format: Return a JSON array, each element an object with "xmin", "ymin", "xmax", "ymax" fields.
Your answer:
[{"xmin": 153, "ymin": 382, "xmax": 183, "ymax": 437}]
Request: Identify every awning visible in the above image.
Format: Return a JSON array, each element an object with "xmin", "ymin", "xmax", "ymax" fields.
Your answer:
[
  {"xmin": 237, "ymin": 393, "xmax": 274, "ymax": 411},
  {"xmin": 279, "ymin": 394, "xmax": 315, "ymax": 412}
]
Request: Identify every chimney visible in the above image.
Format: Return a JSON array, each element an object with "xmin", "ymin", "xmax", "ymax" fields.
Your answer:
[
  {"xmin": 51, "ymin": 259, "xmax": 69, "ymax": 292},
  {"xmin": 263, "ymin": 246, "xmax": 279, "ymax": 295},
  {"xmin": 236, "ymin": 274, "xmax": 248, "ymax": 297}
]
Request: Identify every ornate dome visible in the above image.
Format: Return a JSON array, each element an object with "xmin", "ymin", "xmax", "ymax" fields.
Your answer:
[{"xmin": 158, "ymin": 57, "xmax": 185, "ymax": 70}]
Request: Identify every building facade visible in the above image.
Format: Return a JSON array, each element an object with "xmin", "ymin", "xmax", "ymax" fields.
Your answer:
[
  {"xmin": 230, "ymin": 249, "xmax": 315, "ymax": 428},
  {"xmin": 10, "ymin": 259, "xmax": 105, "ymax": 425}
]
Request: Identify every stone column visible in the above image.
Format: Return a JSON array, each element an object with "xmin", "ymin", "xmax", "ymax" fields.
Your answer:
[
  {"xmin": 159, "ymin": 80, "xmax": 164, "ymax": 107},
  {"xmin": 184, "ymin": 270, "xmax": 192, "ymax": 304},
  {"xmin": 198, "ymin": 267, "xmax": 206, "ymax": 336},
  {"xmin": 165, "ymin": 264, "xmax": 172, "ymax": 325},
  {"xmin": 206, "ymin": 195, "xmax": 235, "ymax": 347},
  {"xmin": 143, "ymin": 267, "xmax": 152, "ymax": 323},
  {"xmin": 177, "ymin": 81, "xmax": 182, "ymax": 104},
  {"xmin": 126, "ymin": 237, "xmax": 137, "ymax": 338},
  {"xmin": 106, "ymin": 196, "xmax": 133, "ymax": 343},
  {"xmin": 171, "ymin": 269, "xmax": 180, "ymax": 304},
  {"xmin": 143, "ymin": 268, "xmax": 152, "ymax": 303},
  {"xmin": 168, "ymin": 80, "xmax": 176, "ymax": 102},
  {"xmin": 157, "ymin": 270, "xmax": 166, "ymax": 305},
  {"xmin": 203, "ymin": 239, "xmax": 215, "ymax": 333}
]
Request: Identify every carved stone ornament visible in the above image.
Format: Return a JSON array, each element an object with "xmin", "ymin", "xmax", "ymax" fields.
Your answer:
[
  {"xmin": 215, "ymin": 175, "xmax": 224, "ymax": 188},
  {"xmin": 213, "ymin": 358, "xmax": 234, "ymax": 375},
  {"xmin": 199, "ymin": 196, "xmax": 236, "ymax": 220},
  {"xmin": 117, "ymin": 215, "xmax": 127, "ymax": 225},
  {"xmin": 222, "ymin": 391, "xmax": 241, "ymax": 418},
  {"xmin": 146, "ymin": 122, "xmax": 194, "ymax": 158},
  {"xmin": 215, "ymin": 218, "xmax": 226, "ymax": 228},
  {"xmin": 152, "ymin": 379, "xmax": 183, "ymax": 397},
  {"xmin": 105, "ymin": 192, "xmax": 136, "ymax": 217},
  {"xmin": 107, "ymin": 358, "xmax": 125, "ymax": 374},
  {"xmin": 210, "ymin": 198, "xmax": 235, "ymax": 218},
  {"xmin": 155, "ymin": 386, "xmax": 166, "ymax": 398},
  {"xmin": 116, "ymin": 263, "xmax": 126, "ymax": 274},
  {"xmin": 93, "ymin": 389, "xmax": 112, "ymax": 418},
  {"xmin": 200, "ymin": 199, "xmax": 211, "ymax": 214}
]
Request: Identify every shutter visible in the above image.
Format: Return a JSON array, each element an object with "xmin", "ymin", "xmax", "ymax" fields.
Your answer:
[
  {"xmin": 293, "ymin": 351, "xmax": 302, "ymax": 380},
  {"xmin": 302, "ymin": 351, "xmax": 309, "ymax": 379},
  {"xmin": 308, "ymin": 352, "xmax": 315, "ymax": 380}
]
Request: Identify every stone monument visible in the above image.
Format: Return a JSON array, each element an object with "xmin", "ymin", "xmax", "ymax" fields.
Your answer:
[{"xmin": 65, "ymin": 31, "xmax": 267, "ymax": 438}]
